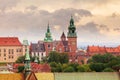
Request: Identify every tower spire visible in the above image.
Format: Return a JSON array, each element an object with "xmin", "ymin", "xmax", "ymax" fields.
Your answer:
[
  {"xmin": 24, "ymin": 49, "xmax": 31, "ymax": 78},
  {"xmin": 44, "ymin": 23, "xmax": 53, "ymax": 42},
  {"xmin": 67, "ymin": 16, "xmax": 77, "ymax": 38}
]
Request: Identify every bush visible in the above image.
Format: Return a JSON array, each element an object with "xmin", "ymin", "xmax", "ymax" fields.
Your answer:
[
  {"xmin": 63, "ymin": 66, "xmax": 75, "ymax": 72},
  {"xmin": 103, "ymin": 68, "xmax": 114, "ymax": 72}
]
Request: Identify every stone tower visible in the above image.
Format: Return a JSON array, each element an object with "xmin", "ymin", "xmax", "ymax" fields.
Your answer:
[
  {"xmin": 44, "ymin": 23, "xmax": 53, "ymax": 56},
  {"xmin": 24, "ymin": 49, "xmax": 31, "ymax": 78},
  {"xmin": 67, "ymin": 16, "xmax": 77, "ymax": 61}
]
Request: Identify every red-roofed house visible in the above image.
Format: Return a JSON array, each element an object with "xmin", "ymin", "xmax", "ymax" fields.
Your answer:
[{"xmin": 0, "ymin": 37, "xmax": 29, "ymax": 62}]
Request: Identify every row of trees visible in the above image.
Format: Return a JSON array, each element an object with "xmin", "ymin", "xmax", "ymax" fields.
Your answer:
[
  {"xmin": 16, "ymin": 51, "xmax": 120, "ymax": 72},
  {"xmin": 47, "ymin": 52, "xmax": 120, "ymax": 72},
  {"xmin": 88, "ymin": 53, "xmax": 120, "ymax": 72}
]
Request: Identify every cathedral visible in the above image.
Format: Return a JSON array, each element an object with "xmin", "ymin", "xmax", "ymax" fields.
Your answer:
[{"xmin": 30, "ymin": 16, "xmax": 77, "ymax": 62}]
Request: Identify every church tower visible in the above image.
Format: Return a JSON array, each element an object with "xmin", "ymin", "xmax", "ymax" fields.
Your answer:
[
  {"xmin": 24, "ymin": 49, "xmax": 31, "ymax": 78},
  {"xmin": 67, "ymin": 16, "xmax": 77, "ymax": 61},
  {"xmin": 44, "ymin": 23, "xmax": 53, "ymax": 56}
]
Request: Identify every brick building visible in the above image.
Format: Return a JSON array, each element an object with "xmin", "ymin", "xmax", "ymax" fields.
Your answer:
[{"xmin": 30, "ymin": 16, "xmax": 77, "ymax": 62}]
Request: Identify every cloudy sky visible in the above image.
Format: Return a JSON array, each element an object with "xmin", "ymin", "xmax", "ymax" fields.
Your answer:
[{"xmin": 0, "ymin": 0, "xmax": 120, "ymax": 47}]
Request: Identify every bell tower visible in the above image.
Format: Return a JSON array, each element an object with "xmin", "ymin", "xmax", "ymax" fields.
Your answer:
[
  {"xmin": 67, "ymin": 16, "xmax": 77, "ymax": 61},
  {"xmin": 44, "ymin": 23, "xmax": 53, "ymax": 56}
]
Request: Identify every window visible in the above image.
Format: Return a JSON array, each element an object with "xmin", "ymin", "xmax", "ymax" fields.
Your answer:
[
  {"xmin": 16, "ymin": 49, "xmax": 18, "ymax": 52},
  {"xmin": 48, "ymin": 44, "xmax": 50, "ymax": 48},
  {"xmin": 9, "ymin": 56, "xmax": 10, "ymax": 59},
  {"xmin": 4, "ymin": 54, "xmax": 6, "ymax": 57},
  {"xmin": 4, "ymin": 58, "xmax": 6, "ymax": 60},
  {"xmin": 0, "ymin": 49, "xmax": 1, "ymax": 52},
  {"xmin": 0, "ymin": 53, "xmax": 1, "ymax": 57},
  {"xmin": 12, "ymin": 56, "xmax": 13, "ymax": 59},
  {"xmin": 41, "ymin": 53, "xmax": 43, "ymax": 56},
  {"xmin": 4, "ymin": 49, "xmax": 6, "ymax": 52}
]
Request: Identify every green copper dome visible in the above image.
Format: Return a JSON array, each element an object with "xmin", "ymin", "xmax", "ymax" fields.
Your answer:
[
  {"xmin": 44, "ymin": 23, "xmax": 53, "ymax": 42},
  {"xmin": 67, "ymin": 16, "xmax": 77, "ymax": 38},
  {"xmin": 23, "ymin": 40, "xmax": 29, "ymax": 46}
]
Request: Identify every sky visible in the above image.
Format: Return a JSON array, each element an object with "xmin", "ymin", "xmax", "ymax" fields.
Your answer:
[{"xmin": 0, "ymin": 0, "xmax": 120, "ymax": 47}]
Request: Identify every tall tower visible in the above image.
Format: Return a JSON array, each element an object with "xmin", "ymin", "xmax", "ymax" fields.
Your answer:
[
  {"xmin": 44, "ymin": 23, "xmax": 53, "ymax": 56},
  {"xmin": 24, "ymin": 49, "xmax": 31, "ymax": 78},
  {"xmin": 67, "ymin": 16, "xmax": 77, "ymax": 61}
]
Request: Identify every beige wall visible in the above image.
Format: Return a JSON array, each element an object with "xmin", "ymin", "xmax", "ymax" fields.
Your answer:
[{"xmin": 0, "ymin": 46, "xmax": 27, "ymax": 63}]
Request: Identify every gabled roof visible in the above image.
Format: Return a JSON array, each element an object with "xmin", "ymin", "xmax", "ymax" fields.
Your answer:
[
  {"xmin": 0, "ymin": 37, "xmax": 22, "ymax": 46},
  {"xmin": 61, "ymin": 32, "xmax": 66, "ymax": 38}
]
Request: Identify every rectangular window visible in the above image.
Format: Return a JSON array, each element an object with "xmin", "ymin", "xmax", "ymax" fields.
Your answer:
[
  {"xmin": 0, "ymin": 53, "xmax": 1, "ymax": 57},
  {"xmin": 4, "ymin": 54, "xmax": 6, "ymax": 57},
  {"xmin": 4, "ymin": 58, "xmax": 6, "ymax": 60},
  {"xmin": 4, "ymin": 49, "xmax": 6, "ymax": 52},
  {"xmin": 41, "ymin": 53, "xmax": 43, "ymax": 56},
  {"xmin": 0, "ymin": 49, "xmax": 1, "ymax": 52}
]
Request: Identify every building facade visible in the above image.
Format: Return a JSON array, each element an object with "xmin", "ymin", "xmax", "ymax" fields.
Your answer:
[
  {"xmin": 30, "ymin": 16, "xmax": 77, "ymax": 62},
  {"xmin": 0, "ymin": 37, "xmax": 29, "ymax": 63}
]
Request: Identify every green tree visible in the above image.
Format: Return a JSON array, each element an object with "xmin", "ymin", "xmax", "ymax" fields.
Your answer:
[
  {"xmin": 89, "ymin": 63, "xmax": 105, "ymax": 72},
  {"xmin": 63, "ymin": 66, "xmax": 75, "ymax": 72},
  {"xmin": 59, "ymin": 53, "xmax": 69, "ymax": 63},
  {"xmin": 91, "ymin": 53, "xmax": 115, "ymax": 63},
  {"xmin": 48, "ymin": 51, "xmax": 69, "ymax": 64},
  {"xmin": 68, "ymin": 63, "xmax": 79, "ymax": 71},
  {"xmin": 103, "ymin": 68, "xmax": 114, "ymax": 72},
  {"xmin": 18, "ymin": 66, "xmax": 24, "ymax": 72},
  {"xmin": 48, "ymin": 51, "xmax": 60, "ymax": 63},
  {"xmin": 16, "ymin": 56, "xmax": 25, "ymax": 63}
]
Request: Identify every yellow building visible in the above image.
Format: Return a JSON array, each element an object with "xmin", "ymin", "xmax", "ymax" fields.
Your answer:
[{"xmin": 0, "ymin": 37, "xmax": 29, "ymax": 63}]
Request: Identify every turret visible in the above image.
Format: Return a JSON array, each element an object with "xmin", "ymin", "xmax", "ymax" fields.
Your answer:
[{"xmin": 24, "ymin": 49, "xmax": 31, "ymax": 78}]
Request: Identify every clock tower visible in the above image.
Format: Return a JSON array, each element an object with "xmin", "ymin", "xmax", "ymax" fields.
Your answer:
[
  {"xmin": 67, "ymin": 16, "xmax": 77, "ymax": 61},
  {"xmin": 44, "ymin": 23, "xmax": 53, "ymax": 56}
]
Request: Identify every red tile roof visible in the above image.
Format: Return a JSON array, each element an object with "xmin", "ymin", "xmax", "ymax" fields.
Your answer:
[
  {"xmin": 13, "ymin": 63, "xmax": 51, "ymax": 72},
  {"xmin": 0, "ymin": 37, "xmax": 22, "ymax": 46},
  {"xmin": 87, "ymin": 45, "xmax": 120, "ymax": 56}
]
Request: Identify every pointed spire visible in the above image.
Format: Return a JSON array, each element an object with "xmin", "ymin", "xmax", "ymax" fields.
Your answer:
[
  {"xmin": 70, "ymin": 15, "xmax": 74, "ymax": 25},
  {"xmin": 47, "ymin": 22, "xmax": 50, "ymax": 33},
  {"xmin": 44, "ymin": 23, "xmax": 53, "ymax": 42},
  {"xmin": 67, "ymin": 16, "xmax": 77, "ymax": 38},
  {"xmin": 61, "ymin": 32, "xmax": 66, "ymax": 38},
  {"xmin": 61, "ymin": 32, "xmax": 66, "ymax": 41}
]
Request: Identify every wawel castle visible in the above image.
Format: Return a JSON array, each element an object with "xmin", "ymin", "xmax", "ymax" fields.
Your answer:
[
  {"xmin": 0, "ymin": 16, "xmax": 77, "ymax": 63},
  {"xmin": 0, "ymin": 16, "xmax": 120, "ymax": 64}
]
